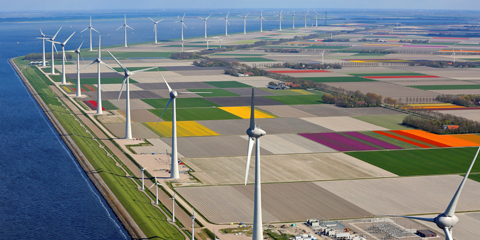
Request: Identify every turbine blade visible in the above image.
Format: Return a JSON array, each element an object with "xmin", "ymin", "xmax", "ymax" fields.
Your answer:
[
  {"xmin": 245, "ymin": 137, "xmax": 254, "ymax": 185},
  {"xmin": 182, "ymin": 13, "xmax": 186, "ymax": 20},
  {"xmin": 52, "ymin": 27, "xmax": 62, "ymax": 40},
  {"xmin": 116, "ymin": 26, "xmax": 123, "ymax": 31},
  {"xmin": 148, "ymin": 17, "xmax": 155, "ymax": 22},
  {"xmin": 53, "ymin": 44, "xmax": 59, "ymax": 54},
  {"xmin": 249, "ymin": 88, "xmax": 255, "ymax": 130},
  {"xmin": 131, "ymin": 66, "xmax": 156, "ymax": 75},
  {"xmin": 154, "ymin": 97, "xmax": 173, "ymax": 128},
  {"xmin": 443, "ymin": 227, "xmax": 453, "ymax": 240},
  {"xmin": 127, "ymin": 25, "xmax": 134, "ymax": 30},
  {"xmin": 107, "ymin": 51, "xmax": 127, "ymax": 71},
  {"xmin": 63, "ymin": 31, "xmax": 76, "ymax": 45},
  {"xmin": 396, "ymin": 215, "xmax": 435, "ymax": 222},
  {"xmin": 444, "ymin": 146, "xmax": 480, "ymax": 216},
  {"xmin": 91, "ymin": 28, "xmax": 100, "ymax": 33},
  {"xmin": 150, "ymin": 183, "xmax": 155, "ymax": 189},
  {"xmin": 182, "ymin": 23, "xmax": 187, "ymax": 28},
  {"xmin": 206, "ymin": 14, "xmax": 212, "ymax": 20},
  {"xmin": 226, "ymin": 12, "xmax": 230, "ymax": 18},
  {"xmin": 159, "ymin": 72, "xmax": 172, "ymax": 92},
  {"xmin": 79, "ymin": 61, "xmax": 95, "ymax": 70},
  {"xmin": 117, "ymin": 77, "xmax": 127, "ymax": 102},
  {"xmin": 39, "ymin": 28, "xmax": 44, "ymax": 36},
  {"xmin": 77, "ymin": 41, "xmax": 84, "ymax": 51},
  {"xmin": 81, "ymin": 27, "xmax": 89, "ymax": 33},
  {"xmin": 101, "ymin": 62, "xmax": 121, "ymax": 74}
]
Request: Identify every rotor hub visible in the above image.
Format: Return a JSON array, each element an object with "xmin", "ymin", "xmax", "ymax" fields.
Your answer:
[
  {"xmin": 170, "ymin": 90, "xmax": 178, "ymax": 98},
  {"xmin": 435, "ymin": 214, "xmax": 458, "ymax": 229},
  {"xmin": 247, "ymin": 127, "xmax": 266, "ymax": 138}
]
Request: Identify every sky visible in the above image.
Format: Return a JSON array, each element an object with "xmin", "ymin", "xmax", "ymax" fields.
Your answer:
[{"xmin": 2, "ymin": 0, "xmax": 480, "ymax": 12}]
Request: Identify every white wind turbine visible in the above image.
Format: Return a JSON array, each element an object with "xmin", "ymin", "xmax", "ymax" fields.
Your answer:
[
  {"xmin": 172, "ymin": 192, "xmax": 176, "ymax": 222},
  {"xmin": 239, "ymin": 12, "xmax": 250, "ymax": 34},
  {"xmin": 292, "ymin": 10, "xmax": 296, "ymax": 29},
  {"xmin": 67, "ymin": 41, "xmax": 84, "ymax": 97},
  {"xmin": 108, "ymin": 51, "xmax": 156, "ymax": 139},
  {"xmin": 154, "ymin": 74, "xmax": 210, "ymax": 179},
  {"xmin": 244, "ymin": 88, "xmax": 266, "ymax": 240},
  {"xmin": 314, "ymin": 10, "xmax": 318, "ymax": 27},
  {"xmin": 117, "ymin": 15, "xmax": 134, "ymax": 48},
  {"xmin": 220, "ymin": 12, "xmax": 230, "ymax": 36},
  {"xmin": 205, "ymin": 38, "xmax": 212, "ymax": 49},
  {"xmin": 81, "ymin": 17, "xmax": 99, "ymax": 51},
  {"xmin": 148, "ymin": 17, "xmax": 163, "ymax": 44},
  {"xmin": 149, "ymin": 174, "xmax": 161, "ymax": 205},
  {"xmin": 191, "ymin": 208, "xmax": 195, "ymax": 240},
  {"xmin": 181, "ymin": 40, "xmax": 186, "ymax": 52},
  {"xmin": 80, "ymin": 36, "xmax": 117, "ymax": 114},
  {"xmin": 48, "ymin": 27, "xmax": 62, "ymax": 75},
  {"xmin": 175, "ymin": 13, "xmax": 187, "ymax": 41},
  {"xmin": 397, "ymin": 147, "xmax": 480, "ymax": 240},
  {"xmin": 198, "ymin": 14, "xmax": 212, "ymax": 38},
  {"xmin": 50, "ymin": 31, "xmax": 76, "ymax": 84},
  {"xmin": 214, "ymin": 37, "xmax": 223, "ymax": 48},
  {"xmin": 321, "ymin": 50, "xmax": 325, "ymax": 65},
  {"xmin": 304, "ymin": 11, "xmax": 308, "ymax": 28},
  {"xmin": 275, "ymin": 10, "xmax": 284, "ymax": 31},
  {"xmin": 141, "ymin": 167, "xmax": 148, "ymax": 190},
  {"xmin": 37, "ymin": 28, "xmax": 48, "ymax": 67},
  {"xmin": 255, "ymin": 10, "xmax": 266, "ymax": 32}
]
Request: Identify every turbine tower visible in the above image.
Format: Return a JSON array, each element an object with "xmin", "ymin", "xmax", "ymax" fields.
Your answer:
[
  {"xmin": 172, "ymin": 192, "xmax": 176, "ymax": 222},
  {"xmin": 81, "ymin": 17, "xmax": 99, "ymax": 51},
  {"xmin": 321, "ymin": 50, "xmax": 325, "ymax": 66},
  {"xmin": 198, "ymin": 14, "xmax": 212, "ymax": 38},
  {"xmin": 214, "ymin": 37, "xmax": 223, "ymax": 48},
  {"xmin": 67, "ymin": 41, "xmax": 84, "ymax": 97},
  {"xmin": 37, "ymin": 29, "xmax": 48, "ymax": 67},
  {"xmin": 155, "ymin": 74, "xmax": 210, "ymax": 179},
  {"xmin": 244, "ymin": 88, "xmax": 266, "ymax": 240},
  {"xmin": 220, "ymin": 12, "xmax": 230, "ymax": 36},
  {"xmin": 81, "ymin": 36, "xmax": 116, "ymax": 114},
  {"xmin": 255, "ymin": 10, "xmax": 266, "ymax": 32},
  {"xmin": 141, "ymin": 167, "xmax": 147, "ymax": 190},
  {"xmin": 49, "ymin": 27, "xmax": 62, "ymax": 75},
  {"xmin": 314, "ymin": 10, "xmax": 318, "ymax": 27},
  {"xmin": 148, "ymin": 17, "xmax": 164, "ymax": 44},
  {"xmin": 304, "ymin": 11, "xmax": 308, "ymax": 28},
  {"xmin": 397, "ymin": 147, "xmax": 480, "ymax": 240},
  {"xmin": 239, "ymin": 13, "xmax": 250, "ymax": 34},
  {"xmin": 175, "ymin": 13, "xmax": 187, "ymax": 41},
  {"xmin": 51, "ymin": 32, "xmax": 75, "ymax": 85},
  {"xmin": 276, "ymin": 10, "xmax": 284, "ymax": 31},
  {"xmin": 108, "ymin": 51, "xmax": 156, "ymax": 139},
  {"xmin": 149, "ymin": 175, "xmax": 161, "ymax": 205},
  {"xmin": 292, "ymin": 10, "xmax": 296, "ymax": 29},
  {"xmin": 117, "ymin": 15, "xmax": 134, "ymax": 47},
  {"xmin": 191, "ymin": 208, "xmax": 195, "ymax": 240}
]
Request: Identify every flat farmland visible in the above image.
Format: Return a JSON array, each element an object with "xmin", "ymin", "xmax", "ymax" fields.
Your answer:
[
  {"xmin": 257, "ymin": 105, "xmax": 317, "ymax": 118},
  {"xmin": 176, "ymin": 182, "xmax": 373, "ymax": 224},
  {"xmin": 264, "ymin": 95, "xmax": 324, "ymax": 105},
  {"xmin": 183, "ymin": 152, "xmax": 396, "ymax": 185},
  {"xmin": 129, "ymin": 109, "xmax": 160, "ymax": 122},
  {"xmin": 101, "ymin": 91, "xmax": 160, "ymax": 100},
  {"xmin": 301, "ymin": 76, "xmax": 377, "ymax": 83},
  {"xmin": 301, "ymin": 116, "xmax": 388, "ymax": 132},
  {"xmin": 352, "ymin": 114, "xmax": 411, "ymax": 130},
  {"xmin": 204, "ymin": 81, "xmax": 251, "ymax": 88},
  {"xmin": 150, "ymin": 108, "xmax": 241, "ymax": 121},
  {"xmin": 186, "ymin": 88, "xmax": 239, "ymax": 97},
  {"xmin": 438, "ymin": 109, "xmax": 480, "ymax": 122},
  {"xmin": 347, "ymin": 147, "xmax": 480, "ymax": 176},
  {"xmin": 222, "ymin": 87, "xmax": 277, "ymax": 96},
  {"xmin": 135, "ymin": 82, "xmax": 214, "ymax": 90},
  {"xmin": 112, "ymin": 99, "xmax": 155, "ymax": 110},
  {"xmin": 141, "ymin": 98, "xmax": 219, "ymax": 109},
  {"xmin": 431, "ymin": 89, "xmax": 480, "ymax": 95},
  {"xmin": 409, "ymin": 85, "xmax": 480, "ymax": 90},
  {"xmin": 205, "ymin": 96, "xmax": 284, "ymax": 107},
  {"xmin": 390, "ymin": 79, "xmax": 472, "ymax": 86},
  {"xmin": 240, "ymin": 134, "xmax": 337, "ymax": 154},
  {"xmin": 317, "ymin": 175, "xmax": 480, "ymax": 215},
  {"xmin": 104, "ymin": 122, "xmax": 158, "ymax": 139},
  {"xmin": 324, "ymin": 82, "xmax": 439, "ymax": 98},
  {"xmin": 292, "ymin": 105, "xmax": 399, "ymax": 117}
]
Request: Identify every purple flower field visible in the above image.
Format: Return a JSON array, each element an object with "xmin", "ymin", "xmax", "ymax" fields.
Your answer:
[
  {"xmin": 344, "ymin": 132, "xmax": 403, "ymax": 150},
  {"xmin": 299, "ymin": 132, "xmax": 380, "ymax": 151}
]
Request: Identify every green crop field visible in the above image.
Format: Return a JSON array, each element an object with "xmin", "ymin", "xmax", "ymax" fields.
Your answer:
[
  {"xmin": 235, "ymin": 57, "xmax": 276, "ymax": 62},
  {"xmin": 186, "ymin": 89, "xmax": 239, "ymax": 97},
  {"xmin": 408, "ymin": 85, "xmax": 480, "ymax": 90},
  {"xmin": 349, "ymin": 72, "xmax": 427, "ymax": 76},
  {"xmin": 74, "ymin": 77, "xmax": 138, "ymax": 84},
  {"xmin": 112, "ymin": 67, "xmax": 168, "ymax": 72},
  {"xmin": 16, "ymin": 59, "xmax": 184, "ymax": 239},
  {"xmin": 261, "ymin": 88, "xmax": 304, "ymax": 95},
  {"xmin": 102, "ymin": 100, "xmax": 119, "ymax": 110},
  {"xmin": 301, "ymin": 76, "xmax": 376, "ymax": 83},
  {"xmin": 352, "ymin": 115, "xmax": 412, "ymax": 130},
  {"xmin": 150, "ymin": 107, "xmax": 241, "ymax": 121},
  {"xmin": 205, "ymin": 81, "xmax": 251, "ymax": 88},
  {"xmin": 142, "ymin": 98, "xmax": 219, "ymax": 109},
  {"xmin": 469, "ymin": 173, "xmax": 480, "ymax": 183},
  {"xmin": 347, "ymin": 147, "xmax": 480, "ymax": 176},
  {"xmin": 50, "ymin": 75, "xmax": 65, "ymax": 82},
  {"xmin": 361, "ymin": 131, "xmax": 420, "ymax": 149},
  {"xmin": 77, "ymin": 51, "xmax": 175, "ymax": 59},
  {"xmin": 41, "ymin": 67, "xmax": 59, "ymax": 74},
  {"xmin": 264, "ymin": 95, "xmax": 324, "ymax": 105}
]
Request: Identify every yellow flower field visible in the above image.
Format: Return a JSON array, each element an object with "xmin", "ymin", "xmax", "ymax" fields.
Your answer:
[
  {"xmin": 62, "ymin": 86, "xmax": 71, "ymax": 92},
  {"xmin": 145, "ymin": 121, "xmax": 219, "ymax": 137},
  {"xmin": 218, "ymin": 107, "xmax": 275, "ymax": 119},
  {"xmin": 290, "ymin": 89, "xmax": 314, "ymax": 95}
]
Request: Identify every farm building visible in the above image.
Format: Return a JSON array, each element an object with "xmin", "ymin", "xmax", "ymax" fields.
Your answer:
[{"xmin": 417, "ymin": 229, "xmax": 437, "ymax": 237}]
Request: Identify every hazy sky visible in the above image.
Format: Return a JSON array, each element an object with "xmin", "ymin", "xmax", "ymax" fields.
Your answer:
[{"xmin": 2, "ymin": 0, "xmax": 480, "ymax": 12}]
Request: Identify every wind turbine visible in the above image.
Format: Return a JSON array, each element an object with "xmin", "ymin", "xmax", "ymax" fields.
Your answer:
[
  {"xmin": 50, "ymin": 31, "xmax": 76, "ymax": 84},
  {"xmin": 255, "ymin": 10, "xmax": 266, "ymax": 32},
  {"xmin": 292, "ymin": 10, "xmax": 296, "ymax": 29},
  {"xmin": 181, "ymin": 40, "xmax": 186, "ymax": 52},
  {"xmin": 108, "ymin": 51, "xmax": 156, "ymax": 139},
  {"xmin": 304, "ymin": 11, "xmax": 308, "ymax": 28},
  {"xmin": 205, "ymin": 38, "xmax": 211, "ymax": 49},
  {"xmin": 141, "ymin": 167, "xmax": 148, "ymax": 190},
  {"xmin": 220, "ymin": 12, "xmax": 230, "ymax": 36},
  {"xmin": 239, "ymin": 12, "xmax": 250, "ymax": 34},
  {"xmin": 172, "ymin": 192, "xmax": 176, "ymax": 222},
  {"xmin": 67, "ymin": 41, "xmax": 84, "ymax": 97},
  {"xmin": 37, "ymin": 28, "xmax": 48, "ymax": 67},
  {"xmin": 214, "ymin": 37, "xmax": 223, "ymax": 48},
  {"xmin": 191, "ymin": 208, "xmax": 195, "ymax": 240},
  {"xmin": 452, "ymin": 49, "xmax": 456, "ymax": 63},
  {"xmin": 81, "ymin": 17, "xmax": 99, "ymax": 51},
  {"xmin": 244, "ymin": 88, "xmax": 266, "ymax": 240},
  {"xmin": 314, "ymin": 10, "xmax": 318, "ymax": 27},
  {"xmin": 155, "ymin": 74, "xmax": 210, "ymax": 179},
  {"xmin": 80, "ymin": 36, "xmax": 116, "ymax": 114},
  {"xmin": 198, "ymin": 14, "xmax": 212, "ymax": 38},
  {"xmin": 48, "ymin": 27, "xmax": 62, "ymax": 75},
  {"xmin": 321, "ymin": 50, "xmax": 325, "ymax": 65},
  {"xmin": 175, "ymin": 13, "xmax": 187, "ymax": 41},
  {"xmin": 397, "ymin": 147, "xmax": 480, "ymax": 240},
  {"xmin": 148, "ymin": 17, "xmax": 164, "ymax": 44},
  {"xmin": 117, "ymin": 15, "xmax": 134, "ymax": 47},
  {"xmin": 149, "ymin": 174, "xmax": 161, "ymax": 205},
  {"xmin": 275, "ymin": 10, "xmax": 284, "ymax": 31}
]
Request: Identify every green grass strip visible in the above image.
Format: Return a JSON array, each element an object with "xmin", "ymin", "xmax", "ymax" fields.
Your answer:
[
  {"xmin": 408, "ymin": 85, "xmax": 480, "ymax": 90},
  {"xmin": 212, "ymin": 54, "xmax": 265, "ymax": 56},
  {"xmin": 347, "ymin": 147, "xmax": 480, "ymax": 176},
  {"xmin": 78, "ymin": 52, "xmax": 174, "ymax": 59},
  {"xmin": 102, "ymin": 100, "xmax": 120, "ymax": 110}
]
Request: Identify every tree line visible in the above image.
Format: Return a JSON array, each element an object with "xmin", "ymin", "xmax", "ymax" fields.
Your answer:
[
  {"xmin": 402, "ymin": 111, "xmax": 480, "ymax": 134},
  {"xmin": 436, "ymin": 94, "xmax": 480, "ymax": 107}
]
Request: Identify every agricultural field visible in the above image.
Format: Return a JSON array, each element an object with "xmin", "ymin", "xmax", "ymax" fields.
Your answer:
[
  {"xmin": 409, "ymin": 85, "xmax": 480, "ymax": 90},
  {"xmin": 301, "ymin": 76, "xmax": 377, "ymax": 82},
  {"xmin": 352, "ymin": 114, "xmax": 411, "ymax": 130},
  {"xmin": 144, "ymin": 121, "xmax": 219, "ymax": 137},
  {"xmin": 186, "ymin": 88, "xmax": 239, "ymax": 97},
  {"xmin": 235, "ymin": 57, "xmax": 277, "ymax": 62},
  {"xmin": 203, "ymin": 81, "xmax": 251, "ymax": 88},
  {"xmin": 263, "ymin": 95, "xmax": 324, "ymax": 105},
  {"xmin": 142, "ymin": 98, "xmax": 219, "ymax": 109},
  {"xmin": 150, "ymin": 107, "xmax": 242, "ymax": 121}
]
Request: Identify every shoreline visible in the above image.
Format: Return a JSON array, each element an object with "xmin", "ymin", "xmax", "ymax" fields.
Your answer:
[{"xmin": 9, "ymin": 58, "xmax": 145, "ymax": 240}]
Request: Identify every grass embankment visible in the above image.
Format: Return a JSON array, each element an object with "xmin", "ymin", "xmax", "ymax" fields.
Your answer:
[
  {"xmin": 16, "ymin": 58, "xmax": 184, "ymax": 239},
  {"xmin": 347, "ymin": 147, "xmax": 480, "ymax": 176}
]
